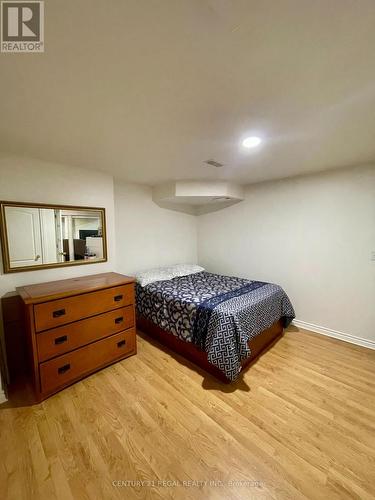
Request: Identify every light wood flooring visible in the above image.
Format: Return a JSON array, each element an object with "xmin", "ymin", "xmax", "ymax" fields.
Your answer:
[{"xmin": 1, "ymin": 326, "xmax": 375, "ymax": 500}]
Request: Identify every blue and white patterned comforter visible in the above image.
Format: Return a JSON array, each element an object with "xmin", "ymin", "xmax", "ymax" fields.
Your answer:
[{"xmin": 136, "ymin": 271, "xmax": 295, "ymax": 381}]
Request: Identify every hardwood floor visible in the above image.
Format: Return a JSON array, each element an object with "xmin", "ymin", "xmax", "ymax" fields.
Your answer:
[{"xmin": 1, "ymin": 326, "xmax": 375, "ymax": 500}]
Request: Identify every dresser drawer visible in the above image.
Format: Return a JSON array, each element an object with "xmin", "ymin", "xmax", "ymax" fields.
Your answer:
[
  {"xmin": 39, "ymin": 328, "xmax": 136, "ymax": 395},
  {"xmin": 34, "ymin": 284, "xmax": 134, "ymax": 332},
  {"xmin": 36, "ymin": 306, "xmax": 134, "ymax": 362}
]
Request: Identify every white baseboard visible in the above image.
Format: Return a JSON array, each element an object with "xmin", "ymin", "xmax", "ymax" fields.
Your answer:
[{"xmin": 292, "ymin": 319, "xmax": 375, "ymax": 350}]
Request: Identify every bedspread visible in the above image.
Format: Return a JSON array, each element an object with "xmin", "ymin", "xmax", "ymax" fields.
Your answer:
[{"xmin": 136, "ymin": 271, "xmax": 295, "ymax": 380}]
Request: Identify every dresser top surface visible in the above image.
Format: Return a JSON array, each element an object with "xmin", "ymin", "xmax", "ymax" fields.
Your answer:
[{"xmin": 17, "ymin": 272, "xmax": 135, "ymax": 304}]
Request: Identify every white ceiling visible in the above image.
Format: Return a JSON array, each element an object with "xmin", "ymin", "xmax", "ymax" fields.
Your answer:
[
  {"xmin": 152, "ymin": 180, "xmax": 244, "ymax": 214},
  {"xmin": 1, "ymin": 0, "xmax": 375, "ymax": 186}
]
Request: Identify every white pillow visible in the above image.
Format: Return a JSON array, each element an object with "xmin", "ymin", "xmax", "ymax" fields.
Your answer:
[
  {"xmin": 169, "ymin": 264, "xmax": 205, "ymax": 278},
  {"xmin": 135, "ymin": 267, "xmax": 174, "ymax": 287},
  {"xmin": 135, "ymin": 264, "xmax": 204, "ymax": 287}
]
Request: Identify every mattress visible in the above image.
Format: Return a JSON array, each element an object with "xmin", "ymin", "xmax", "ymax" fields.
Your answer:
[{"xmin": 136, "ymin": 271, "xmax": 295, "ymax": 381}]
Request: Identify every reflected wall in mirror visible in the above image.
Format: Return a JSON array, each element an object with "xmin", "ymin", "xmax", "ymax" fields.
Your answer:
[{"xmin": 0, "ymin": 202, "xmax": 107, "ymax": 273}]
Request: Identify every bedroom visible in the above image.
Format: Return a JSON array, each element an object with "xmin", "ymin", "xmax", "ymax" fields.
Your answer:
[{"xmin": 0, "ymin": 1, "xmax": 374, "ymax": 499}]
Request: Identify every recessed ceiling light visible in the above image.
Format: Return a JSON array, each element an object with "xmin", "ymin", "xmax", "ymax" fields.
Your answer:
[{"xmin": 242, "ymin": 136, "xmax": 262, "ymax": 148}]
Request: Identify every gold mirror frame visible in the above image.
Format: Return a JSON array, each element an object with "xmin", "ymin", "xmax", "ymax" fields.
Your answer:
[{"xmin": 0, "ymin": 201, "xmax": 108, "ymax": 274}]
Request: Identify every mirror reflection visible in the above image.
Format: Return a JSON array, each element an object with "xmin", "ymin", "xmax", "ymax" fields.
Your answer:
[{"xmin": 1, "ymin": 203, "xmax": 106, "ymax": 272}]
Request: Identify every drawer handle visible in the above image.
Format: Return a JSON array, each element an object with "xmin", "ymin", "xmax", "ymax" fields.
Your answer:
[
  {"xmin": 114, "ymin": 295, "xmax": 123, "ymax": 302},
  {"xmin": 117, "ymin": 340, "xmax": 126, "ymax": 348},
  {"xmin": 58, "ymin": 363, "xmax": 71, "ymax": 374},
  {"xmin": 53, "ymin": 308, "xmax": 66, "ymax": 318},
  {"xmin": 54, "ymin": 335, "xmax": 68, "ymax": 345},
  {"xmin": 115, "ymin": 317, "xmax": 124, "ymax": 324}
]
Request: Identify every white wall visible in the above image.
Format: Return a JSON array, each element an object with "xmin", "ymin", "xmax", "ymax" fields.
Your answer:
[
  {"xmin": 0, "ymin": 155, "xmax": 116, "ymax": 293},
  {"xmin": 114, "ymin": 181, "xmax": 197, "ymax": 275},
  {"xmin": 198, "ymin": 165, "xmax": 375, "ymax": 343}
]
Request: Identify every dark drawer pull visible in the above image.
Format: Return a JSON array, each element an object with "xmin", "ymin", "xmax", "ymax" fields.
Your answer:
[
  {"xmin": 58, "ymin": 363, "xmax": 71, "ymax": 374},
  {"xmin": 117, "ymin": 340, "xmax": 126, "ymax": 348},
  {"xmin": 53, "ymin": 308, "xmax": 66, "ymax": 318},
  {"xmin": 115, "ymin": 317, "xmax": 124, "ymax": 324},
  {"xmin": 114, "ymin": 295, "xmax": 123, "ymax": 302},
  {"xmin": 54, "ymin": 335, "xmax": 68, "ymax": 345}
]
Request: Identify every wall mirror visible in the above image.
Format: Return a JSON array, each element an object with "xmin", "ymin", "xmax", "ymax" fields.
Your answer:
[{"xmin": 0, "ymin": 201, "xmax": 107, "ymax": 273}]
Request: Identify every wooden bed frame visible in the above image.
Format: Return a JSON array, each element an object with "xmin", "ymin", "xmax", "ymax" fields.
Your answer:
[{"xmin": 137, "ymin": 315, "xmax": 284, "ymax": 382}]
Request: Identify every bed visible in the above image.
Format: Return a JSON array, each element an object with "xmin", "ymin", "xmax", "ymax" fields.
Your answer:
[{"xmin": 136, "ymin": 266, "xmax": 295, "ymax": 382}]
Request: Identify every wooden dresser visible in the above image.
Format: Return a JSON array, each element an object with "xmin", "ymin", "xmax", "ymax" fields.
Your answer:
[{"xmin": 17, "ymin": 272, "xmax": 136, "ymax": 402}]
